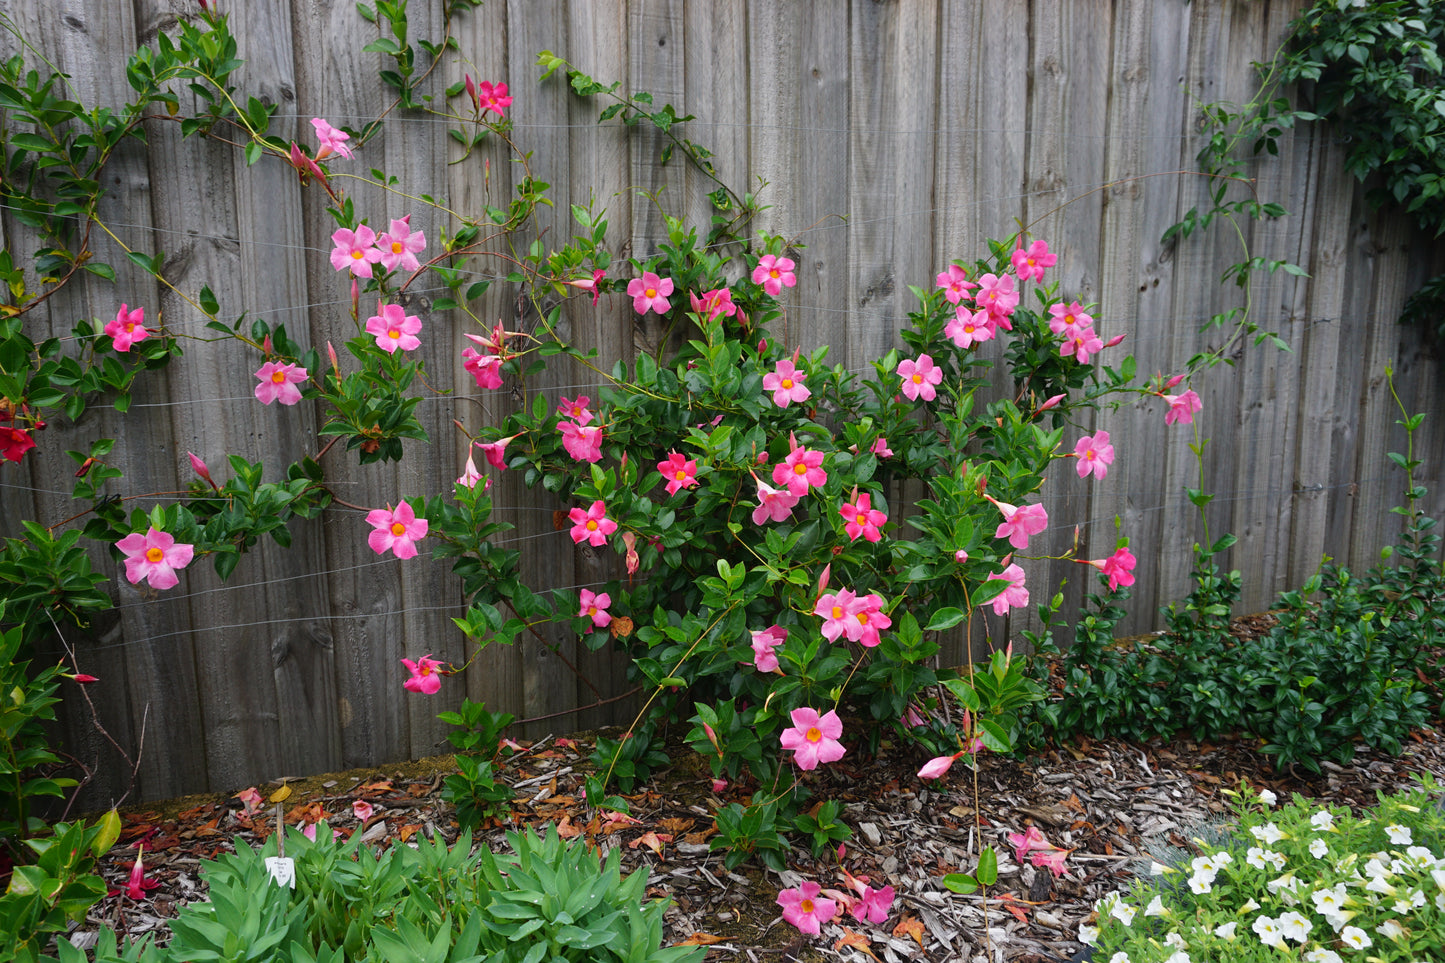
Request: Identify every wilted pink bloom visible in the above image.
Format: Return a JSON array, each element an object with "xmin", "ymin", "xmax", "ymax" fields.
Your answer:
[
  {"xmin": 117, "ymin": 527, "xmax": 194, "ymax": 591},
  {"xmin": 254, "ymin": 361, "xmax": 308, "ymax": 405},
  {"xmin": 105, "ymin": 303, "xmax": 149, "ymax": 352},
  {"xmin": 815, "ymin": 589, "xmax": 860, "ymax": 643},
  {"xmin": 568, "ymin": 500, "xmax": 617, "ymax": 547},
  {"xmin": 376, "ymin": 216, "xmax": 425, "ymax": 273},
  {"xmin": 935, "ymin": 263, "xmax": 976, "ymax": 304},
  {"xmin": 1164, "ymin": 389, "xmax": 1202, "ymax": 426},
  {"xmin": 773, "ymin": 442, "xmax": 827, "ymax": 496},
  {"xmin": 311, "ymin": 118, "xmax": 354, "ymax": 160},
  {"xmin": 1083, "ymin": 546, "xmax": 1137, "ymax": 591},
  {"xmin": 462, "ymin": 348, "xmax": 503, "ymax": 389},
  {"xmin": 1073, "ymin": 431, "xmax": 1114, "ymax": 480},
  {"xmin": 974, "ymin": 272, "xmax": 1019, "ymax": 324},
  {"xmin": 1008, "ymin": 825, "xmax": 1050, "ymax": 863},
  {"xmin": 329, "ymin": 226, "xmax": 382, "ymax": 278},
  {"xmin": 987, "ymin": 563, "xmax": 1029, "ymax": 616},
  {"xmin": 123, "ymin": 844, "xmax": 161, "ymax": 900},
  {"xmin": 918, "ymin": 754, "xmax": 960, "ymax": 779},
  {"xmin": 366, "ymin": 303, "xmax": 423, "ymax": 353},
  {"xmin": 402, "ymin": 654, "xmax": 444, "ymax": 693},
  {"xmin": 288, "ymin": 143, "xmax": 327, "ymax": 184},
  {"xmin": 780, "ymin": 707, "xmax": 846, "ymax": 770},
  {"xmin": 456, "ymin": 455, "xmax": 483, "ymax": 489},
  {"xmin": 0, "ymin": 427, "xmax": 35, "ymax": 462},
  {"xmin": 237, "ymin": 787, "xmax": 263, "ymax": 816},
  {"xmin": 989, "ymin": 497, "xmax": 1049, "ymax": 550},
  {"xmin": 763, "ymin": 360, "xmax": 811, "ymax": 408},
  {"xmin": 563, "ymin": 269, "xmax": 607, "ymax": 306},
  {"xmin": 1030, "ymin": 846, "xmax": 1070, "ymax": 877},
  {"xmin": 558, "ymin": 421, "xmax": 604, "ymax": 463},
  {"xmin": 1011, "ymin": 238, "xmax": 1056, "ymax": 282},
  {"xmin": 367, "ymin": 502, "xmax": 428, "ymax": 558},
  {"xmin": 657, "ymin": 452, "xmax": 699, "ymax": 496},
  {"xmin": 870, "ymin": 436, "xmax": 893, "ymax": 458},
  {"xmin": 777, "ymin": 880, "xmax": 837, "ymax": 936},
  {"xmin": 944, "ymin": 307, "xmax": 995, "ymax": 349},
  {"xmin": 849, "ymin": 593, "xmax": 891, "ymax": 647},
  {"xmin": 901, "ymin": 704, "xmax": 928, "ymax": 728},
  {"xmin": 752, "ymin": 254, "xmax": 797, "ymax": 297},
  {"xmin": 711, "ymin": 778, "xmax": 728, "ymax": 793},
  {"xmin": 689, "ymin": 287, "xmax": 737, "ymax": 321},
  {"xmin": 627, "ymin": 271, "xmax": 675, "ymax": 315},
  {"xmin": 897, "ymin": 354, "xmax": 944, "ymax": 402},
  {"xmin": 751, "ymin": 625, "xmax": 785, "ymax": 672},
  {"xmin": 852, "ymin": 885, "xmax": 895, "ymax": 925},
  {"xmin": 474, "ymin": 79, "xmax": 512, "ymax": 117},
  {"xmin": 841, "ymin": 491, "xmax": 886, "ymax": 542},
  {"xmin": 753, "ymin": 476, "xmax": 801, "ymax": 525},
  {"xmin": 1047, "ymin": 301, "xmax": 1095, "ymax": 336},
  {"xmin": 352, "ymin": 799, "xmax": 374, "ymax": 823},
  {"xmin": 579, "ymin": 589, "xmax": 612, "ymax": 628},
  {"xmin": 557, "ymin": 395, "xmax": 594, "ymax": 425}
]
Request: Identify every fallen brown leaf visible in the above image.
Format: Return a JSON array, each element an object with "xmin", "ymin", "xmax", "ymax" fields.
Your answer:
[
  {"xmin": 676, "ymin": 933, "xmax": 726, "ymax": 946},
  {"xmin": 833, "ymin": 928, "xmax": 879, "ymax": 960},
  {"xmin": 892, "ymin": 916, "xmax": 926, "ymax": 949}
]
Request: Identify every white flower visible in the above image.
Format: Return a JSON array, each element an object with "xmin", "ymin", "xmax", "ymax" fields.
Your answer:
[
  {"xmin": 1190, "ymin": 855, "xmax": 1217, "ymax": 873},
  {"xmin": 1239, "ymin": 897, "xmax": 1260, "ymax": 913},
  {"xmin": 1310, "ymin": 838, "xmax": 1329, "ymax": 858},
  {"xmin": 1311, "ymin": 810, "xmax": 1336, "ymax": 831},
  {"xmin": 1364, "ymin": 856, "xmax": 1393, "ymax": 879},
  {"xmin": 1305, "ymin": 951, "xmax": 1342, "ymax": 963},
  {"xmin": 1406, "ymin": 888, "xmax": 1426, "ymax": 908},
  {"xmin": 1164, "ymin": 951, "xmax": 1190, "ymax": 963},
  {"xmin": 1188, "ymin": 872, "xmax": 1214, "ymax": 895},
  {"xmin": 1385, "ymin": 824, "xmax": 1412, "ymax": 845},
  {"xmin": 1110, "ymin": 901, "xmax": 1137, "ymax": 927},
  {"xmin": 1164, "ymin": 932, "xmax": 1186, "ymax": 949},
  {"xmin": 1393, "ymin": 898, "xmax": 1412, "ymax": 914},
  {"xmin": 1247, "ymin": 847, "xmax": 1268, "ymax": 870},
  {"xmin": 1109, "ymin": 954, "xmax": 1131, "ymax": 963},
  {"xmin": 1214, "ymin": 921, "xmax": 1237, "ymax": 939},
  {"xmin": 1403, "ymin": 846, "xmax": 1437, "ymax": 867},
  {"xmin": 1258, "ymin": 789, "xmax": 1277, "ymax": 807},
  {"xmin": 1212, "ymin": 851, "xmax": 1232, "ymax": 866},
  {"xmin": 1149, "ymin": 860, "xmax": 1176, "ymax": 876},
  {"xmin": 1312, "ymin": 883, "xmax": 1348, "ymax": 916},
  {"xmin": 1267, "ymin": 871, "xmax": 1300, "ymax": 896},
  {"xmin": 1378, "ymin": 919, "xmax": 1405, "ymax": 942},
  {"xmin": 1278, "ymin": 910, "xmax": 1312, "ymax": 943},
  {"xmin": 1077, "ymin": 925, "xmax": 1099, "ymax": 945},
  {"xmin": 1266, "ymin": 850, "xmax": 1287, "ymax": 871},
  {"xmin": 1145, "ymin": 895, "xmax": 1168, "ymax": 917},
  {"xmin": 1252, "ymin": 915, "xmax": 1285, "ymax": 948},
  {"xmin": 1365, "ymin": 875, "xmax": 1397, "ymax": 897},
  {"xmin": 1094, "ymin": 892, "xmax": 1120, "ymax": 915},
  {"xmin": 1341, "ymin": 925, "xmax": 1372, "ymax": 949},
  {"xmin": 1250, "ymin": 822, "xmax": 1285, "ymax": 844}
]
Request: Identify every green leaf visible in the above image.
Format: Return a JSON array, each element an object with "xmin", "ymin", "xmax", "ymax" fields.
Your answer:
[
  {"xmin": 941, "ymin": 873, "xmax": 978, "ymax": 894},
  {"xmin": 924, "ymin": 607, "xmax": 967, "ymax": 631}
]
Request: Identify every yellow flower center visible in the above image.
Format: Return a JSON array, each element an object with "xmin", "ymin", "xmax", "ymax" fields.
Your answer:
[
  {"xmin": 586, "ymin": 520, "xmax": 598, "ymax": 531},
  {"xmin": 675, "ymin": 470, "xmax": 687, "ymax": 480},
  {"xmin": 388, "ymin": 329, "xmax": 401, "ymax": 339},
  {"xmin": 770, "ymin": 269, "xmax": 780, "ymax": 279},
  {"xmin": 794, "ymin": 463, "xmax": 807, "ymax": 475},
  {"xmin": 271, "ymin": 371, "xmax": 287, "ymax": 383},
  {"xmin": 587, "ymin": 606, "xmax": 597, "ymax": 616},
  {"xmin": 857, "ymin": 612, "xmax": 869, "ymax": 625},
  {"xmin": 1085, "ymin": 450, "xmax": 1095, "ymax": 460},
  {"xmin": 781, "ymin": 378, "xmax": 793, "ymax": 389},
  {"xmin": 800, "ymin": 898, "xmax": 815, "ymax": 913},
  {"xmin": 390, "ymin": 522, "xmax": 406, "ymax": 536},
  {"xmin": 831, "ymin": 605, "xmax": 843, "ymax": 619},
  {"xmin": 351, "ymin": 249, "xmax": 364, "ymax": 260},
  {"xmin": 911, "ymin": 374, "xmax": 923, "ymax": 384},
  {"xmin": 419, "ymin": 664, "xmax": 432, "ymax": 676},
  {"xmin": 645, "ymin": 288, "xmax": 657, "ymax": 299},
  {"xmin": 391, "ymin": 242, "xmax": 404, "ymax": 253},
  {"xmin": 1027, "ymin": 257, "xmax": 1036, "ymax": 267},
  {"xmin": 145, "ymin": 547, "xmax": 164, "ymax": 563},
  {"xmin": 856, "ymin": 514, "xmax": 867, "ymax": 524},
  {"xmin": 805, "ymin": 727, "xmax": 822, "ymax": 743},
  {"xmin": 124, "ymin": 322, "xmax": 136, "ymax": 333},
  {"xmin": 1065, "ymin": 314, "xmax": 1075, "ymax": 325}
]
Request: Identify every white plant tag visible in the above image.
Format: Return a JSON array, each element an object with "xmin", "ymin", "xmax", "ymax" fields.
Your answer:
[{"xmin": 265, "ymin": 856, "xmax": 296, "ymax": 889}]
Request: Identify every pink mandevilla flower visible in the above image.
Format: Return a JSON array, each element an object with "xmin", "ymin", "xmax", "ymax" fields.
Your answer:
[
  {"xmin": 1047, "ymin": 301, "xmax": 1095, "ymax": 335},
  {"xmin": 1164, "ymin": 389, "xmax": 1203, "ymax": 426},
  {"xmin": 367, "ymin": 501, "xmax": 428, "ymax": 559},
  {"xmin": 365, "ymin": 303, "xmax": 423, "ymax": 353},
  {"xmin": 815, "ymin": 589, "xmax": 860, "ymax": 643},
  {"xmin": 116, "ymin": 527, "xmax": 194, "ymax": 591},
  {"xmin": 462, "ymin": 348, "xmax": 503, "ymax": 389},
  {"xmin": 568, "ymin": 500, "xmax": 617, "ymax": 547},
  {"xmin": 401, "ymin": 654, "xmax": 443, "ymax": 693},
  {"xmin": 563, "ymin": 268, "xmax": 607, "ymax": 307},
  {"xmin": 626, "ymin": 271, "xmax": 675, "ymax": 315},
  {"xmin": 557, "ymin": 394, "xmax": 594, "ymax": 425},
  {"xmin": 579, "ymin": 589, "xmax": 612, "ymax": 628},
  {"xmin": 105, "ymin": 303, "xmax": 149, "ymax": 352},
  {"xmin": 689, "ymin": 287, "xmax": 737, "ymax": 322},
  {"xmin": 352, "ymin": 799, "xmax": 374, "ymax": 823},
  {"xmin": 329, "ymin": 226, "xmax": 383, "ymax": 278},
  {"xmin": 558, "ymin": 421, "xmax": 604, "ymax": 463},
  {"xmin": 476, "ymin": 435, "xmax": 514, "ymax": 471},
  {"xmin": 852, "ymin": 885, "xmax": 895, "ymax": 925},
  {"xmin": 762, "ymin": 360, "xmax": 811, "ymax": 408},
  {"xmin": 456, "ymin": 455, "xmax": 483, "ymax": 489},
  {"xmin": 123, "ymin": 845, "xmax": 161, "ymax": 901},
  {"xmin": 310, "ymin": 118, "xmax": 353, "ymax": 159},
  {"xmin": 752, "ymin": 476, "xmax": 801, "ymax": 525},
  {"xmin": 870, "ymin": 436, "xmax": 893, "ymax": 458},
  {"xmin": 776, "ymin": 880, "xmax": 837, "ymax": 936},
  {"xmin": 840, "ymin": 491, "xmax": 886, "ymax": 542},
  {"xmin": 254, "ymin": 361, "xmax": 308, "ymax": 406},
  {"xmin": 896, "ymin": 354, "xmax": 944, "ymax": 402},
  {"xmin": 1011, "ymin": 238, "xmax": 1057, "ymax": 282},
  {"xmin": 1008, "ymin": 825, "xmax": 1051, "ymax": 863},
  {"xmin": 752, "ymin": 254, "xmax": 797, "ymax": 297},
  {"xmin": 1073, "ymin": 431, "xmax": 1115, "ymax": 480},
  {"xmin": 1030, "ymin": 846, "xmax": 1071, "ymax": 877},
  {"xmin": 973, "ymin": 272, "xmax": 1019, "ymax": 325},
  {"xmin": 376, "ymin": 216, "xmax": 425, "ymax": 273},
  {"xmin": 1085, "ymin": 546, "xmax": 1137, "ymax": 591},
  {"xmin": 935, "ymin": 264, "xmax": 977, "ymax": 304},
  {"xmin": 657, "ymin": 452, "xmax": 699, "ymax": 496},
  {"xmin": 990, "ymin": 498, "xmax": 1049, "ymax": 550},
  {"xmin": 780, "ymin": 707, "xmax": 846, "ymax": 770},
  {"xmin": 474, "ymin": 80, "xmax": 512, "ymax": 117},
  {"xmin": 944, "ymin": 307, "xmax": 995, "ymax": 350},
  {"xmin": 918, "ymin": 754, "xmax": 960, "ymax": 779},
  {"xmin": 751, "ymin": 625, "xmax": 785, "ymax": 672},
  {"xmin": 773, "ymin": 443, "xmax": 827, "ymax": 496},
  {"xmin": 850, "ymin": 593, "xmax": 891, "ymax": 647},
  {"xmin": 987, "ymin": 563, "xmax": 1029, "ymax": 616},
  {"xmin": 1061, "ymin": 325, "xmax": 1104, "ymax": 363}
]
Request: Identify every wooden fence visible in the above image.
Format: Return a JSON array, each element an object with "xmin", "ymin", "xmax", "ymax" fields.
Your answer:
[{"xmin": 4, "ymin": 0, "xmax": 1443, "ymax": 807}]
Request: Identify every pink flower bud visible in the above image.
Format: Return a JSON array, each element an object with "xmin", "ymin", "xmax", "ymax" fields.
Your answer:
[
  {"xmin": 918, "ymin": 754, "xmax": 957, "ymax": 779},
  {"xmin": 1164, "ymin": 373, "xmax": 1185, "ymax": 389},
  {"xmin": 954, "ymin": 549, "xmax": 968, "ymax": 563},
  {"xmin": 1036, "ymin": 393, "xmax": 1065, "ymax": 413},
  {"xmin": 758, "ymin": 338, "xmax": 767, "ymax": 355},
  {"xmin": 818, "ymin": 563, "xmax": 831, "ymax": 594},
  {"xmin": 1102, "ymin": 333, "xmax": 1126, "ymax": 348},
  {"xmin": 327, "ymin": 341, "xmax": 340, "ymax": 378},
  {"xmin": 69, "ymin": 673, "xmax": 99, "ymax": 685},
  {"xmin": 187, "ymin": 451, "xmax": 216, "ymax": 489},
  {"xmin": 711, "ymin": 778, "xmax": 728, "ymax": 793}
]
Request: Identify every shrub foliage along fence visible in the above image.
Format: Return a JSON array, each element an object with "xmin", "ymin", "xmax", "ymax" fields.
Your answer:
[{"xmin": 2, "ymin": 0, "xmax": 1443, "ymax": 806}]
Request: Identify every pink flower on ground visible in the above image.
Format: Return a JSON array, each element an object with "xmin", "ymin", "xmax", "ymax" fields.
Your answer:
[
  {"xmin": 989, "ymin": 497, "xmax": 1049, "ymax": 550},
  {"xmin": 367, "ymin": 501, "xmax": 428, "ymax": 559},
  {"xmin": 579, "ymin": 589, "xmax": 612, "ymax": 628},
  {"xmin": 815, "ymin": 589, "xmax": 860, "ymax": 643},
  {"xmin": 1163, "ymin": 389, "xmax": 1203, "ymax": 426},
  {"xmin": 365, "ymin": 303, "xmax": 423, "ymax": 353},
  {"xmin": 752, "ymin": 476, "xmax": 802, "ymax": 525},
  {"xmin": 254, "ymin": 361, "xmax": 308, "ymax": 406},
  {"xmin": 476, "ymin": 435, "xmax": 515, "ymax": 471},
  {"xmin": 840, "ymin": 491, "xmax": 886, "ymax": 542},
  {"xmin": 456, "ymin": 455, "xmax": 483, "ymax": 489},
  {"xmin": 376, "ymin": 216, "xmax": 426, "ymax": 274},
  {"xmin": 329, "ymin": 226, "xmax": 383, "ymax": 278},
  {"xmin": 751, "ymin": 625, "xmax": 785, "ymax": 672},
  {"xmin": 568, "ymin": 500, "xmax": 617, "ymax": 547},
  {"xmin": 689, "ymin": 287, "xmax": 737, "ymax": 322},
  {"xmin": 870, "ymin": 436, "xmax": 893, "ymax": 458},
  {"xmin": 123, "ymin": 845, "xmax": 161, "ymax": 901},
  {"xmin": 237, "ymin": 787, "xmax": 263, "ymax": 817},
  {"xmin": 896, "ymin": 354, "xmax": 944, "ymax": 402},
  {"xmin": 777, "ymin": 880, "xmax": 837, "ymax": 936},
  {"xmin": 752, "ymin": 254, "xmax": 797, "ymax": 297},
  {"xmin": 1083, "ymin": 546, "xmax": 1137, "ymax": 591},
  {"xmin": 780, "ymin": 707, "xmax": 846, "ymax": 770},
  {"xmin": 558, "ymin": 421, "xmax": 604, "ymax": 463},
  {"xmin": 301, "ymin": 822, "xmax": 318, "ymax": 841},
  {"xmin": 1073, "ymin": 431, "xmax": 1115, "ymax": 480},
  {"xmin": 1047, "ymin": 301, "xmax": 1095, "ymax": 336},
  {"xmin": 657, "ymin": 452, "xmax": 699, "ymax": 496},
  {"xmin": 557, "ymin": 395, "xmax": 594, "ymax": 425},
  {"xmin": 116, "ymin": 527, "xmax": 194, "ymax": 591},
  {"xmin": 935, "ymin": 264, "xmax": 977, "ymax": 304},
  {"xmin": 973, "ymin": 273, "xmax": 1019, "ymax": 324},
  {"xmin": 352, "ymin": 800, "xmax": 374, "ymax": 823},
  {"xmin": 1030, "ymin": 846, "xmax": 1071, "ymax": 877},
  {"xmin": 1011, "ymin": 238, "xmax": 1057, "ymax": 282},
  {"xmin": 773, "ymin": 442, "xmax": 827, "ymax": 496},
  {"xmin": 473, "ymin": 79, "xmax": 512, "ymax": 117},
  {"xmin": 563, "ymin": 269, "xmax": 607, "ymax": 306},
  {"xmin": 310, "ymin": 118, "xmax": 354, "ymax": 160},
  {"xmin": 762, "ymin": 359, "xmax": 811, "ymax": 408},
  {"xmin": 852, "ymin": 885, "xmax": 895, "ymax": 925},
  {"xmin": 918, "ymin": 754, "xmax": 960, "ymax": 779},
  {"xmin": 1008, "ymin": 825, "xmax": 1050, "ymax": 863},
  {"xmin": 462, "ymin": 348, "xmax": 504, "ymax": 389},
  {"xmin": 627, "ymin": 271, "xmax": 675, "ymax": 315},
  {"xmin": 105, "ymin": 303, "xmax": 149, "ymax": 352},
  {"xmin": 1061, "ymin": 325, "xmax": 1104, "ymax": 364},
  {"xmin": 944, "ymin": 307, "xmax": 995, "ymax": 349},
  {"xmin": 401, "ymin": 654, "xmax": 443, "ymax": 693},
  {"xmin": 987, "ymin": 563, "xmax": 1029, "ymax": 616},
  {"xmin": 849, "ymin": 593, "xmax": 891, "ymax": 647}
]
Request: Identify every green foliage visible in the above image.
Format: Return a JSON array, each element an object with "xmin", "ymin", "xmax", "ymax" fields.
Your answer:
[
  {"xmin": 0, "ymin": 812, "xmax": 119, "ymax": 963},
  {"xmin": 438, "ymin": 699, "xmax": 516, "ymax": 830},
  {"xmin": 0, "ymin": 616, "xmax": 75, "ymax": 843}
]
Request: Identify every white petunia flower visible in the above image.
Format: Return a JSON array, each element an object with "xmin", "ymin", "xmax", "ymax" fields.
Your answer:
[
  {"xmin": 1252, "ymin": 915, "xmax": 1284, "ymax": 948},
  {"xmin": 1385, "ymin": 824, "xmax": 1412, "ymax": 845},
  {"xmin": 1341, "ymin": 925, "xmax": 1372, "ymax": 949},
  {"xmin": 1406, "ymin": 888, "xmax": 1426, "ymax": 908},
  {"xmin": 1109, "ymin": 954, "xmax": 1130, "ymax": 963},
  {"xmin": 1278, "ymin": 910, "xmax": 1312, "ymax": 943},
  {"xmin": 1163, "ymin": 953, "xmax": 1190, "ymax": 963},
  {"xmin": 1150, "ymin": 861, "xmax": 1177, "ymax": 876},
  {"xmin": 1304, "ymin": 950, "xmax": 1342, "ymax": 963},
  {"xmin": 1110, "ymin": 900, "xmax": 1137, "ymax": 927},
  {"xmin": 1188, "ymin": 872, "xmax": 1214, "ymax": 895},
  {"xmin": 1258, "ymin": 789, "xmax": 1277, "ymax": 807},
  {"xmin": 1310, "ymin": 838, "xmax": 1329, "ymax": 858},
  {"xmin": 1247, "ymin": 846, "xmax": 1268, "ymax": 870},
  {"xmin": 1164, "ymin": 932, "xmax": 1186, "ymax": 949},
  {"xmin": 1311, "ymin": 810, "xmax": 1336, "ymax": 831},
  {"xmin": 1145, "ymin": 895, "xmax": 1168, "ymax": 917},
  {"xmin": 1266, "ymin": 849, "xmax": 1287, "ymax": 871},
  {"xmin": 1214, "ymin": 921, "xmax": 1237, "ymax": 939},
  {"xmin": 1213, "ymin": 851, "xmax": 1233, "ymax": 866},
  {"xmin": 1378, "ymin": 919, "xmax": 1405, "ymax": 942},
  {"xmin": 1239, "ymin": 897, "xmax": 1260, "ymax": 913},
  {"xmin": 1077, "ymin": 925, "xmax": 1099, "ymax": 945},
  {"xmin": 1250, "ymin": 822, "xmax": 1285, "ymax": 844}
]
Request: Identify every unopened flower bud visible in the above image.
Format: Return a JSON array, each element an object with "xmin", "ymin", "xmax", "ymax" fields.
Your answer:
[
  {"xmin": 1164, "ymin": 373, "xmax": 1186, "ymax": 389},
  {"xmin": 1102, "ymin": 333, "xmax": 1126, "ymax": 348}
]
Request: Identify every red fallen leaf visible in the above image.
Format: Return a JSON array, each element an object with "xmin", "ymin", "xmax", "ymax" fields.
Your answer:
[
  {"xmin": 628, "ymin": 831, "xmax": 672, "ymax": 856},
  {"xmin": 676, "ymin": 933, "xmax": 726, "ymax": 946},
  {"xmin": 193, "ymin": 818, "xmax": 222, "ymax": 837},
  {"xmin": 178, "ymin": 804, "xmax": 216, "ymax": 820},
  {"xmin": 602, "ymin": 810, "xmax": 643, "ymax": 828},
  {"xmin": 555, "ymin": 816, "xmax": 584, "ymax": 839},
  {"xmin": 361, "ymin": 780, "xmax": 393, "ymax": 791},
  {"xmin": 893, "ymin": 916, "xmax": 926, "ymax": 948},
  {"xmin": 993, "ymin": 893, "xmax": 1030, "ymax": 924},
  {"xmin": 833, "ymin": 928, "xmax": 879, "ymax": 961}
]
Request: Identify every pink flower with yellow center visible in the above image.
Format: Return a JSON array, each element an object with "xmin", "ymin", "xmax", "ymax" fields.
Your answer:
[
  {"xmin": 1080, "ymin": 546, "xmax": 1137, "ymax": 591},
  {"xmin": 1073, "ymin": 431, "xmax": 1115, "ymax": 480},
  {"xmin": 762, "ymin": 359, "xmax": 811, "ymax": 408},
  {"xmin": 657, "ymin": 452, "xmax": 699, "ymax": 496},
  {"xmin": 366, "ymin": 501, "xmax": 428, "ymax": 559},
  {"xmin": 849, "ymin": 592, "xmax": 891, "ymax": 647},
  {"xmin": 1011, "ymin": 238, "xmax": 1057, "ymax": 282},
  {"xmin": 1164, "ymin": 389, "xmax": 1203, "ymax": 426},
  {"xmin": 579, "ymin": 589, "xmax": 612, "ymax": 628},
  {"xmin": 462, "ymin": 348, "xmax": 503, "ymax": 389},
  {"xmin": 944, "ymin": 306, "xmax": 995, "ymax": 349},
  {"xmin": 557, "ymin": 394, "xmax": 594, "ymax": 426},
  {"xmin": 329, "ymin": 226, "xmax": 383, "ymax": 278},
  {"xmin": 840, "ymin": 491, "xmax": 886, "ymax": 543},
  {"xmin": 752, "ymin": 476, "xmax": 801, "ymax": 525},
  {"xmin": 568, "ymin": 500, "xmax": 617, "ymax": 547},
  {"xmin": 558, "ymin": 421, "xmax": 604, "ymax": 463},
  {"xmin": 365, "ymin": 303, "xmax": 423, "ymax": 353},
  {"xmin": 815, "ymin": 589, "xmax": 860, "ymax": 643},
  {"xmin": 751, "ymin": 624, "xmax": 785, "ymax": 672},
  {"xmin": 896, "ymin": 354, "xmax": 944, "ymax": 403},
  {"xmin": 253, "ymin": 361, "xmax": 309, "ymax": 406},
  {"xmin": 401, "ymin": 654, "xmax": 443, "ymax": 693},
  {"xmin": 772, "ymin": 443, "xmax": 827, "ymax": 496},
  {"xmin": 626, "ymin": 271, "xmax": 675, "ymax": 315},
  {"xmin": 105, "ymin": 303, "xmax": 149, "ymax": 352},
  {"xmin": 376, "ymin": 216, "xmax": 426, "ymax": 273},
  {"xmin": 780, "ymin": 707, "xmax": 845, "ymax": 771},
  {"xmin": 987, "ymin": 496, "xmax": 1049, "ymax": 550},
  {"xmin": 935, "ymin": 263, "xmax": 977, "ymax": 304},
  {"xmin": 752, "ymin": 254, "xmax": 798, "ymax": 297},
  {"xmin": 987, "ymin": 563, "xmax": 1029, "ymax": 616},
  {"xmin": 116, "ymin": 527, "xmax": 194, "ymax": 590},
  {"xmin": 777, "ymin": 880, "xmax": 837, "ymax": 936}
]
